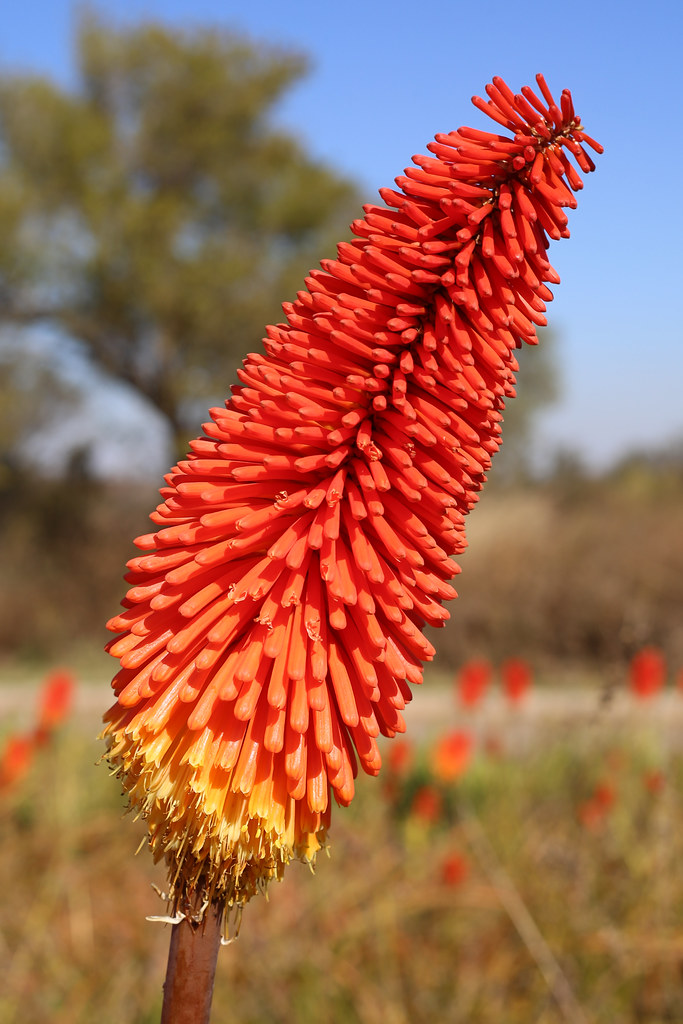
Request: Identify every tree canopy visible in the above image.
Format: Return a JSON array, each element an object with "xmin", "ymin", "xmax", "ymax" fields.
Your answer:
[
  {"xmin": 0, "ymin": 16, "xmax": 361, "ymax": 453},
  {"xmin": 0, "ymin": 15, "xmax": 559, "ymax": 475}
]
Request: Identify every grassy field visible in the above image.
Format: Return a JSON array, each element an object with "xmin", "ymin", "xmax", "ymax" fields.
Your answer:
[{"xmin": 2, "ymin": 672, "xmax": 682, "ymax": 1024}]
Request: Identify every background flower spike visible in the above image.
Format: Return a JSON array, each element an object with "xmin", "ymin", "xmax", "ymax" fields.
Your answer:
[{"xmin": 103, "ymin": 74, "xmax": 601, "ymax": 923}]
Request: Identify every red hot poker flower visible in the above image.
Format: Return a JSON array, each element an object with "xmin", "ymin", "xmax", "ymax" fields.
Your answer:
[
  {"xmin": 431, "ymin": 730, "xmax": 473, "ymax": 782},
  {"xmin": 643, "ymin": 769, "xmax": 665, "ymax": 796},
  {"xmin": 441, "ymin": 852, "xmax": 469, "ymax": 887},
  {"xmin": 455, "ymin": 659, "xmax": 492, "ymax": 708},
  {"xmin": 102, "ymin": 74, "xmax": 601, "ymax": 920},
  {"xmin": 501, "ymin": 657, "xmax": 533, "ymax": 703},
  {"xmin": 629, "ymin": 647, "xmax": 666, "ymax": 699},
  {"xmin": 578, "ymin": 781, "xmax": 617, "ymax": 830},
  {"xmin": 387, "ymin": 737, "xmax": 415, "ymax": 777},
  {"xmin": 35, "ymin": 670, "xmax": 75, "ymax": 741},
  {"xmin": 411, "ymin": 785, "xmax": 443, "ymax": 825},
  {"xmin": 0, "ymin": 735, "xmax": 35, "ymax": 791}
]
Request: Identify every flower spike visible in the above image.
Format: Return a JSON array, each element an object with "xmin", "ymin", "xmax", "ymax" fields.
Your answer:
[{"xmin": 103, "ymin": 74, "xmax": 601, "ymax": 920}]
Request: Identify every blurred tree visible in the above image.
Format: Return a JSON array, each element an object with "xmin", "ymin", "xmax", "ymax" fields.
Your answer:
[
  {"xmin": 0, "ymin": 339, "xmax": 77, "ymax": 470},
  {"xmin": 0, "ymin": 15, "xmax": 361, "ymax": 453}
]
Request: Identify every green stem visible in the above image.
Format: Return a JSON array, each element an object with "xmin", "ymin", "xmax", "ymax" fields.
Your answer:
[{"xmin": 160, "ymin": 903, "xmax": 222, "ymax": 1024}]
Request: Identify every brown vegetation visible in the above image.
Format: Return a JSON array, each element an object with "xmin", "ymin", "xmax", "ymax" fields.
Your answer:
[
  {"xmin": 2, "ymin": 711, "xmax": 683, "ymax": 1023},
  {"xmin": 433, "ymin": 460, "xmax": 683, "ymax": 674},
  {"xmin": 2, "ymin": 457, "xmax": 681, "ymax": 676}
]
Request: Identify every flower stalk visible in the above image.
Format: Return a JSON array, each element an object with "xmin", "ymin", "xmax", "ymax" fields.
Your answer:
[{"xmin": 160, "ymin": 902, "xmax": 222, "ymax": 1024}]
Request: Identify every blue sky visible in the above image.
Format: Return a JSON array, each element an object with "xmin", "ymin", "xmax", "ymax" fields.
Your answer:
[{"xmin": 3, "ymin": 0, "xmax": 682, "ymax": 473}]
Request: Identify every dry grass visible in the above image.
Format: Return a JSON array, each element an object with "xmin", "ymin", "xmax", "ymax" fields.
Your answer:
[
  {"xmin": 437, "ymin": 477, "xmax": 683, "ymax": 670},
  {"xmin": 1, "ymin": 463, "xmax": 681, "ymax": 1020},
  {"xmin": 2, "ymin": 469, "xmax": 683, "ymax": 674},
  {"xmin": 2, "ymin": 687, "xmax": 683, "ymax": 1024}
]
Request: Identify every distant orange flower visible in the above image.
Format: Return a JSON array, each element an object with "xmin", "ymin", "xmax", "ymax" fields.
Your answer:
[
  {"xmin": 387, "ymin": 738, "xmax": 414, "ymax": 777},
  {"xmin": 411, "ymin": 785, "xmax": 442, "ymax": 825},
  {"xmin": 578, "ymin": 780, "xmax": 616, "ymax": 829},
  {"xmin": 441, "ymin": 852, "xmax": 469, "ymax": 887},
  {"xmin": 629, "ymin": 647, "xmax": 666, "ymax": 699},
  {"xmin": 501, "ymin": 658, "xmax": 532, "ymax": 703},
  {"xmin": 35, "ymin": 670, "xmax": 75, "ymax": 742},
  {"xmin": 0, "ymin": 670, "xmax": 76, "ymax": 793},
  {"xmin": 577, "ymin": 800, "xmax": 603, "ymax": 830},
  {"xmin": 102, "ymin": 74, "xmax": 601, "ymax": 919},
  {"xmin": 431, "ymin": 731, "xmax": 473, "ymax": 782},
  {"xmin": 643, "ymin": 770, "xmax": 665, "ymax": 796},
  {"xmin": 593, "ymin": 781, "xmax": 617, "ymax": 812},
  {"xmin": 0, "ymin": 735, "xmax": 34, "ymax": 790},
  {"xmin": 456, "ymin": 660, "xmax": 492, "ymax": 708}
]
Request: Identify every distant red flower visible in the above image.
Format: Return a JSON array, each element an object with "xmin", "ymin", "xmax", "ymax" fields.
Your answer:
[
  {"xmin": 0, "ymin": 735, "xmax": 35, "ymax": 790},
  {"xmin": 578, "ymin": 780, "xmax": 616, "ymax": 829},
  {"xmin": 411, "ymin": 785, "xmax": 442, "ymax": 824},
  {"xmin": 431, "ymin": 730, "xmax": 473, "ymax": 782},
  {"xmin": 102, "ymin": 74, "xmax": 601, "ymax": 918},
  {"xmin": 501, "ymin": 658, "xmax": 532, "ymax": 703},
  {"xmin": 629, "ymin": 647, "xmax": 666, "ymax": 699},
  {"xmin": 387, "ymin": 738, "xmax": 414, "ymax": 777},
  {"xmin": 35, "ymin": 670, "xmax": 75, "ymax": 741},
  {"xmin": 456, "ymin": 660, "xmax": 492, "ymax": 708},
  {"xmin": 577, "ymin": 800, "xmax": 603, "ymax": 830},
  {"xmin": 441, "ymin": 852, "xmax": 469, "ymax": 887},
  {"xmin": 593, "ymin": 781, "xmax": 617, "ymax": 812},
  {"xmin": 643, "ymin": 770, "xmax": 665, "ymax": 796}
]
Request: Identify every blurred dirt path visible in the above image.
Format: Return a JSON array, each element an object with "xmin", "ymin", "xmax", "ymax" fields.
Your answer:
[
  {"xmin": 406, "ymin": 686, "xmax": 683, "ymax": 752},
  {"xmin": 2, "ymin": 677, "xmax": 682, "ymax": 752},
  {"xmin": 0, "ymin": 680, "xmax": 114, "ymax": 731}
]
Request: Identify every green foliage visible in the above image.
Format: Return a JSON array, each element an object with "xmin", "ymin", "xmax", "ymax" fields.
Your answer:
[
  {"xmin": 0, "ymin": 15, "xmax": 361, "ymax": 449},
  {"xmin": 0, "ymin": 13, "xmax": 559, "ymax": 471},
  {"xmin": 0, "ymin": 343, "xmax": 77, "ymax": 464}
]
